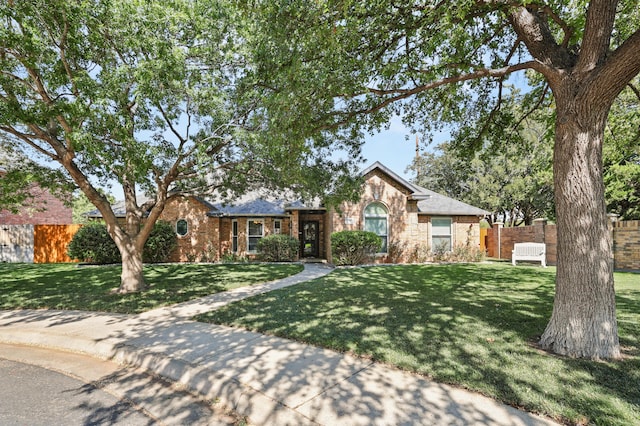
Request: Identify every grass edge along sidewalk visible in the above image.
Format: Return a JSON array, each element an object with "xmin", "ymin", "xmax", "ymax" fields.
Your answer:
[{"xmin": 197, "ymin": 263, "xmax": 640, "ymax": 426}]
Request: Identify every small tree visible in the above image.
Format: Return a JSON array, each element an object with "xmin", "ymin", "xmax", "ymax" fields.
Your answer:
[
  {"xmin": 331, "ymin": 230, "xmax": 382, "ymax": 266},
  {"xmin": 0, "ymin": 0, "xmax": 361, "ymax": 292},
  {"xmin": 257, "ymin": 234, "xmax": 299, "ymax": 262}
]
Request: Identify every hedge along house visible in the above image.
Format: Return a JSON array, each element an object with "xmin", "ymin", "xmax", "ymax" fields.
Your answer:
[{"xmin": 86, "ymin": 162, "xmax": 488, "ymax": 263}]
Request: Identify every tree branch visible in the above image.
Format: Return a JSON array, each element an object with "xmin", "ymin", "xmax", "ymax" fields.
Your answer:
[
  {"xmin": 0, "ymin": 125, "xmax": 58, "ymax": 160},
  {"xmin": 589, "ymin": 28, "xmax": 640, "ymax": 108},
  {"xmin": 507, "ymin": 5, "xmax": 575, "ymax": 79},
  {"xmin": 628, "ymin": 83, "xmax": 640, "ymax": 102},
  {"xmin": 574, "ymin": 0, "xmax": 617, "ymax": 74},
  {"xmin": 514, "ymin": 83, "xmax": 550, "ymax": 129},
  {"xmin": 314, "ymin": 62, "xmax": 540, "ymax": 132}
]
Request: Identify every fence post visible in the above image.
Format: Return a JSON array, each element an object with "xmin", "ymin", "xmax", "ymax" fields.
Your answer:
[
  {"xmin": 533, "ymin": 218, "xmax": 547, "ymax": 244},
  {"xmin": 493, "ymin": 222, "xmax": 503, "ymax": 259}
]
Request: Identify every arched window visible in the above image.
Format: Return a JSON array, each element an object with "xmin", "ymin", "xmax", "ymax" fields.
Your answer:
[
  {"xmin": 364, "ymin": 202, "xmax": 388, "ymax": 253},
  {"xmin": 176, "ymin": 219, "xmax": 188, "ymax": 237}
]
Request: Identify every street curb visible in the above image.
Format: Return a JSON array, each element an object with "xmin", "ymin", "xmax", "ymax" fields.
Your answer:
[{"xmin": 0, "ymin": 328, "xmax": 316, "ymax": 425}]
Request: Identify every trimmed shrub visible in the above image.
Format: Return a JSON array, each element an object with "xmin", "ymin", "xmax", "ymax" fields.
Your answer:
[
  {"xmin": 143, "ymin": 221, "xmax": 178, "ymax": 263},
  {"xmin": 68, "ymin": 221, "xmax": 177, "ymax": 264},
  {"xmin": 67, "ymin": 223, "xmax": 120, "ymax": 264},
  {"xmin": 331, "ymin": 230, "xmax": 382, "ymax": 266},
  {"xmin": 257, "ymin": 234, "xmax": 299, "ymax": 262}
]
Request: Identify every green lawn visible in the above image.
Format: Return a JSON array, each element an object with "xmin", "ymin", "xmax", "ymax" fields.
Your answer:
[
  {"xmin": 0, "ymin": 262, "xmax": 303, "ymax": 314},
  {"xmin": 196, "ymin": 263, "xmax": 640, "ymax": 426}
]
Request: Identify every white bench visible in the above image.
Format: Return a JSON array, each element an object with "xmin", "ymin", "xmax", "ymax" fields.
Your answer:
[{"xmin": 512, "ymin": 242, "xmax": 547, "ymax": 267}]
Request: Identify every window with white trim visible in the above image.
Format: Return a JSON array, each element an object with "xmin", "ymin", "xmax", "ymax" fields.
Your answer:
[
  {"xmin": 431, "ymin": 217, "xmax": 452, "ymax": 252},
  {"xmin": 364, "ymin": 202, "xmax": 388, "ymax": 253},
  {"xmin": 232, "ymin": 220, "xmax": 238, "ymax": 252},
  {"xmin": 176, "ymin": 219, "xmax": 188, "ymax": 237},
  {"xmin": 274, "ymin": 219, "xmax": 282, "ymax": 234},
  {"xmin": 247, "ymin": 219, "xmax": 264, "ymax": 252}
]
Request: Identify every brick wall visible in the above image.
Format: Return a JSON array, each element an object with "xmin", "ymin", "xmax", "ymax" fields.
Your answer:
[
  {"xmin": 613, "ymin": 220, "xmax": 640, "ymax": 270},
  {"xmin": 486, "ymin": 218, "xmax": 640, "ymax": 271},
  {"xmin": 331, "ymin": 169, "xmax": 420, "ymax": 263},
  {"xmin": 487, "ymin": 219, "xmax": 557, "ymax": 264},
  {"xmin": 218, "ymin": 215, "xmax": 293, "ymax": 260},
  {"xmin": 0, "ymin": 184, "xmax": 72, "ymax": 225},
  {"xmin": 159, "ymin": 196, "xmax": 220, "ymax": 262}
]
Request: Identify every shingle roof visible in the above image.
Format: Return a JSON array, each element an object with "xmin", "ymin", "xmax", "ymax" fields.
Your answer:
[
  {"xmin": 84, "ymin": 194, "xmax": 156, "ymax": 218},
  {"xmin": 214, "ymin": 198, "xmax": 288, "ymax": 216},
  {"xmin": 414, "ymin": 186, "xmax": 488, "ymax": 216}
]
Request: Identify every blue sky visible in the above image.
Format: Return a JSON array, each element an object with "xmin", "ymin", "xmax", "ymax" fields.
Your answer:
[{"xmin": 359, "ymin": 117, "xmax": 448, "ymax": 182}]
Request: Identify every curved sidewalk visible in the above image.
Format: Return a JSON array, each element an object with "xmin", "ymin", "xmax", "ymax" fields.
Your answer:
[{"xmin": 0, "ymin": 263, "xmax": 557, "ymax": 425}]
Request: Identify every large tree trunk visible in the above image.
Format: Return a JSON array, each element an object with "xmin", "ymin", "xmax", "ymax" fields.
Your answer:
[
  {"xmin": 539, "ymin": 89, "xmax": 620, "ymax": 360},
  {"xmin": 117, "ymin": 238, "xmax": 146, "ymax": 293}
]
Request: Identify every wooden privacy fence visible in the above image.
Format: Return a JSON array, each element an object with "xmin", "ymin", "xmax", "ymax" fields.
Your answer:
[
  {"xmin": 485, "ymin": 218, "xmax": 640, "ymax": 271},
  {"xmin": 33, "ymin": 224, "xmax": 82, "ymax": 263}
]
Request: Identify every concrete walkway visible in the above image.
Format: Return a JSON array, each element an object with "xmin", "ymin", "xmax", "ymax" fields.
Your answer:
[{"xmin": 0, "ymin": 263, "xmax": 556, "ymax": 425}]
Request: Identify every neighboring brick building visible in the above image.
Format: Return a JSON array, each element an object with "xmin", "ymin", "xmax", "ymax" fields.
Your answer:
[
  {"xmin": 87, "ymin": 162, "xmax": 488, "ymax": 263},
  {"xmin": 0, "ymin": 182, "xmax": 72, "ymax": 225}
]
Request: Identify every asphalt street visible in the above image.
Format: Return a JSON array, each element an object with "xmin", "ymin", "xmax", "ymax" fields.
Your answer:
[
  {"xmin": 0, "ymin": 344, "xmax": 240, "ymax": 426},
  {"xmin": 0, "ymin": 358, "xmax": 153, "ymax": 425}
]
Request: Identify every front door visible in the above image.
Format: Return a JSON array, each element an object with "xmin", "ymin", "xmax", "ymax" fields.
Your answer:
[{"xmin": 300, "ymin": 221, "xmax": 319, "ymax": 258}]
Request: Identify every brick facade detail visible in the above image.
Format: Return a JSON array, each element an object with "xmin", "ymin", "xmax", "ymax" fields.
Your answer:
[{"xmin": 613, "ymin": 220, "xmax": 640, "ymax": 270}]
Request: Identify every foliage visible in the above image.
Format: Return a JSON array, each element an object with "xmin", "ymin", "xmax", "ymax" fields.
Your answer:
[
  {"xmin": 0, "ymin": 143, "xmax": 74, "ymax": 214},
  {"xmin": 447, "ymin": 244, "xmax": 486, "ymax": 263},
  {"xmin": 69, "ymin": 222, "xmax": 177, "ymax": 264},
  {"xmin": 257, "ymin": 234, "xmax": 299, "ymax": 262},
  {"xmin": 408, "ymin": 95, "xmax": 555, "ymax": 226},
  {"xmin": 603, "ymin": 78, "xmax": 640, "ymax": 220},
  {"xmin": 0, "ymin": 263, "xmax": 303, "ymax": 314},
  {"xmin": 331, "ymin": 230, "xmax": 382, "ymax": 266},
  {"xmin": 198, "ymin": 264, "xmax": 640, "ymax": 425},
  {"xmin": 142, "ymin": 221, "xmax": 178, "ymax": 264},
  {"xmin": 67, "ymin": 223, "xmax": 120, "ymax": 264},
  {"xmin": 72, "ymin": 191, "xmax": 115, "ymax": 224}
]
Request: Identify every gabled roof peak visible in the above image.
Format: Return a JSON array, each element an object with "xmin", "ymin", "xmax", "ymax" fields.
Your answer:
[{"xmin": 361, "ymin": 161, "xmax": 429, "ymax": 200}]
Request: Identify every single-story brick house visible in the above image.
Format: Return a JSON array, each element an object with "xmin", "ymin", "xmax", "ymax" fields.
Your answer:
[{"xmin": 88, "ymin": 162, "xmax": 488, "ymax": 263}]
